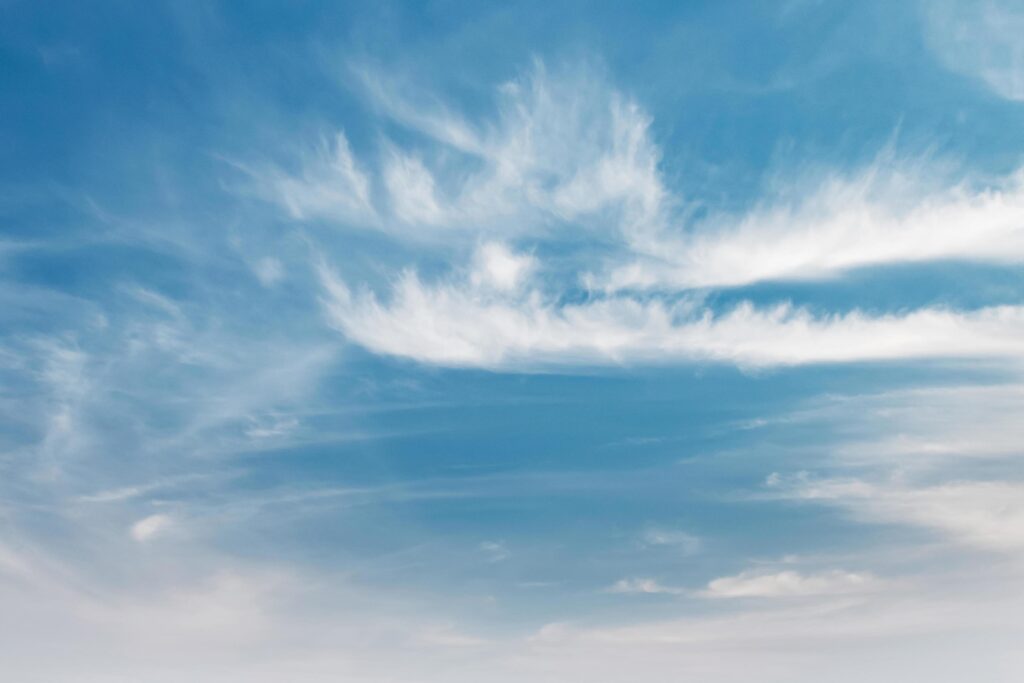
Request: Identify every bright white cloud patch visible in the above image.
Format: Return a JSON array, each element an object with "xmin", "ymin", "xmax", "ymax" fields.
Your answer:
[
  {"xmin": 470, "ymin": 242, "xmax": 536, "ymax": 291},
  {"xmin": 320, "ymin": 258, "xmax": 1024, "ymax": 368},
  {"xmin": 702, "ymin": 569, "xmax": 876, "ymax": 599},
  {"xmin": 604, "ymin": 165, "xmax": 1024, "ymax": 290},
  {"xmin": 130, "ymin": 513, "xmax": 175, "ymax": 542}
]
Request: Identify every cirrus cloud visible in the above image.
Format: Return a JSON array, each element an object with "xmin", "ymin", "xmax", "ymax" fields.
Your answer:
[{"xmin": 319, "ymin": 245, "xmax": 1024, "ymax": 370}]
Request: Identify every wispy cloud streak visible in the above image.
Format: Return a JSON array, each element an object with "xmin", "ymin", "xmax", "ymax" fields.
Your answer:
[{"xmin": 320, "ymin": 251, "xmax": 1024, "ymax": 369}]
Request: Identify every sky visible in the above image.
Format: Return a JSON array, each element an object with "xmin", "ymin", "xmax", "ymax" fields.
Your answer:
[{"xmin": 2, "ymin": 1, "xmax": 1024, "ymax": 681}]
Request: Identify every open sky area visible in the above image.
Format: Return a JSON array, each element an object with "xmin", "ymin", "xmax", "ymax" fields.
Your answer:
[{"xmin": 3, "ymin": 1, "xmax": 1024, "ymax": 681}]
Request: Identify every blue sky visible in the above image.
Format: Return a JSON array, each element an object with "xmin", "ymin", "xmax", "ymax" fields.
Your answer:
[{"xmin": 3, "ymin": 1, "xmax": 1024, "ymax": 681}]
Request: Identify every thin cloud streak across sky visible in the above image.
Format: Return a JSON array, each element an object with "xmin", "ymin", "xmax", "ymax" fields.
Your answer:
[{"xmin": 320, "ymin": 254, "xmax": 1024, "ymax": 368}]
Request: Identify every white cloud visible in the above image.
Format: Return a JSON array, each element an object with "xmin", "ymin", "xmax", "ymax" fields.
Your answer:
[
  {"xmin": 303, "ymin": 67, "xmax": 1024, "ymax": 372},
  {"xmin": 602, "ymin": 164, "xmax": 1024, "ymax": 290},
  {"xmin": 812, "ymin": 383, "xmax": 1024, "ymax": 463},
  {"xmin": 320, "ymin": 256, "xmax": 1024, "ymax": 369},
  {"xmin": 0, "ymin": 541, "xmax": 35, "ymax": 582},
  {"xmin": 606, "ymin": 577, "xmax": 685, "ymax": 595},
  {"xmin": 264, "ymin": 61, "xmax": 1024, "ymax": 292},
  {"xmin": 9, "ymin": 340, "xmax": 95, "ymax": 481},
  {"xmin": 1, "ymin": 537, "xmax": 1020, "ymax": 683},
  {"xmin": 329, "ymin": 62, "xmax": 1024, "ymax": 291},
  {"xmin": 747, "ymin": 377, "xmax": 1024, "ymax": 558},
  {"xmin": 640, "ymin": 527, "xmax": 701, "ymax": 555},
  {"xmin": 469, "ymin": 242, "xmax": 536, "ymax": 292},
  {"xmin": 244, "ymin": 416, "xmax": 300, "ymax": 440},
  {"xmin": 130, "ymin": 514, "xmax": 175, "ymax": 542},
  {"xmin": 479, "ymin": 541, "xmax": 511, "ymax": 563},
  {"xmin": 76, "ymin": 474, "xmax": 212, "ymax": 504},
  {"xmin": 0, "ymin": 536, "xmax": 499, "ymax": 683},
  {"xmin": 345, "ymin": 61, "xmax": 667, "ymax": 240},
  {"xmin": 351, "ymin": 64, "xmax": 485, "ymax": 156},
  {"xmin": 775, "ymin": 474, "xmax": 1024, "ymax": 554},
  {"xmin": 382, "ymin": 150, "xmax": 446, "ymax": 226},
  {"xmin": 924, "ymin": 0, "xmax": 1024, "ymax": 101},
  {"xmin": 519, "ymin": 582, "xmax": 1024, "ymax": 683},
  {"xmin": 249, "ymin": 131, "xmax": 375, "ymax": 225},
  {"xmin": 702, "ymin": 569, "xmax": 877, "ymax": 598},
  {"xmin": 252, "ymin": 257, "xmax": 284, "ymax": 287}
]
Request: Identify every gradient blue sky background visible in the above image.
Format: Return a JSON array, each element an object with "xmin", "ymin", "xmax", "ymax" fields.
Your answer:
[{"xmin": 4, "ymin": 2, "xmax": 1024, "ymax": 681}]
